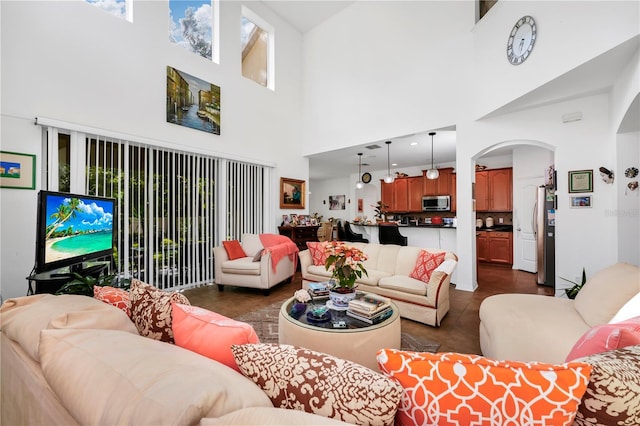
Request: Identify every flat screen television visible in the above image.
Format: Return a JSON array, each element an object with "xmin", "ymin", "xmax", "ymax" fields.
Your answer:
[{"xmin": 35, "ymin": 190, "xmax": 116, "ymax": 274}]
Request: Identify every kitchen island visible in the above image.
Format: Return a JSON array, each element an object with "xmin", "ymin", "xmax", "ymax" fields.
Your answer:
[{"xmin": 350, "ymin": 223, "xmax": 458, "ymax": 284}]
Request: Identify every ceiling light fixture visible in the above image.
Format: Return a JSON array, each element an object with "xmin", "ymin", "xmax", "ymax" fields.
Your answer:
[
  {"xmin": 356, "ymin": 153, "xmax": 364, "ymax": 189},
  {"xmin": 426, "ymin": 132, "xmax": 439, "ymax": 180},
  {"xmin": 384, "ymin": 141, "xmax": 395, "ymax": 184}
]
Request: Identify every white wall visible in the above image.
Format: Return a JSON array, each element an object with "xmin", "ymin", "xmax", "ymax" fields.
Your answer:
[
  {"xmin": 302, "ymin": 1, "xmax": 639, "ymax": 292},
  {"xmin": 0, "ymin": 0, "xmax": 306, "ymax": 299},
  {"xmin": 617, "ymin": 132, "xmax": 640, "ymax": 266}
]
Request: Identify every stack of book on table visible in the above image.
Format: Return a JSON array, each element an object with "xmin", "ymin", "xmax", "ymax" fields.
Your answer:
[
  {"xmin": 347, "ymin": 293, "xmax": 393, "ymax": 324},
  {"xmin": 308, "ymin": 282, "xmax": 330, "ymax": 297}
]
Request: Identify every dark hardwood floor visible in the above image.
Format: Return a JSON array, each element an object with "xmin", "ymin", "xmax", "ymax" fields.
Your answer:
[{"xmin": 183, "ymin": 263, "xmax": 554, "ymax": 355}]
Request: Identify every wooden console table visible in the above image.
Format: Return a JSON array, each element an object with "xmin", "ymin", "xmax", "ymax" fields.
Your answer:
[{"xmin": 278, "ymin": 225, "xmax": 320, "ymax": 251}]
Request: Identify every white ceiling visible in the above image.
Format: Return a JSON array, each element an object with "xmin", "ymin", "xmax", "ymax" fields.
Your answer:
[{"xmin": 260, "ymin": 2, "xmax": 640, "ymax": 180}]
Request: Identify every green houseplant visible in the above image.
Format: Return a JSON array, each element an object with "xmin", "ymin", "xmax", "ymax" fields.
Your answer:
[
  {"xmin": 324, "ymin": 241, "xmax": 368, "ymax": 290},
  {"xmin": 55, "ymin": 271, "xmax": 131, "ymax": 296},
  {"xmin": 561, "ymin": 267, "xmax": 587, "ymax": 300},
  {"xmin": 372, "ymin": 201, "xmax": 388, "ymax": 222}
]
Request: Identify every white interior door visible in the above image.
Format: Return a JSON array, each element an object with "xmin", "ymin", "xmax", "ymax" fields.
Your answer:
[{"xmin": 515, "ymin": 177, "xmax": 542, "ymax": 273}]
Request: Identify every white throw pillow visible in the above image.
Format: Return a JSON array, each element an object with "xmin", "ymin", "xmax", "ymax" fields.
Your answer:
[{"xmin": 609, "ymin": 291, "xmax": 640, "ymax": 323}]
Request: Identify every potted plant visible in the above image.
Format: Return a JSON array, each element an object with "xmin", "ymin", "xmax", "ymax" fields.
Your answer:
[
  {"xmin": 324, "ymin": 241, "xmax": 368, "ymax": 307},
  {"xmin": 561, "ymin": 267, "xmax": 587, "ymax": 300},
  {"xmin": 55, "ymin": 270, "xmax": 131, "ymax": 296},
  {"xmin": 372, "ymin": 201, "xmax": 388, "ymax": 222}
]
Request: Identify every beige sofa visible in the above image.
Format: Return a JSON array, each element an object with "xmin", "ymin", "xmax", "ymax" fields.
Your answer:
[
  {"xmin": 299, "ymin": 243, "xmax": 457, "ymax": 326},
  {"xmin": 213, "ymin": 233, "xmax": 297, "ymax": 294},
  {"xmin": 479, "ymin": 262, "xmax": 640, "ymax": 364},
  {"xmin": 0, "ymin": 294, "xmax": 351, "ymax": 425}
]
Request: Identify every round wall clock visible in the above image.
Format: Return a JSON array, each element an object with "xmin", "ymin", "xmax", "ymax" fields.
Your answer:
[
  {"xmin": 361, "ymin": 172, "xmax": 372, "ymax": 184},
  {"xmin": 507, "ymin": 16, "xmax": 537, "ymax": 65}
]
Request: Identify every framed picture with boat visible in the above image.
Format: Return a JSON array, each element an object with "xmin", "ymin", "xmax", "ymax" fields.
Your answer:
[{"xmin": 0, "ymin": 150, "xmax": 36, "ymax": 190}]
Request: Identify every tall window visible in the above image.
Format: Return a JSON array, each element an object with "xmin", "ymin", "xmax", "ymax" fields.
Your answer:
[
  {"xmin": 42, "ymin": 124, "xmax": 269, "ymax": 291},
  {"xmin": 241, "ymin": 7, "xmax": 274, "ymax": 89},
  {"xmin": 85, "ymin": 0, "xmax": 132, "ymax": 22},
  {"xmin": 169, "ymin": 0, "xmax": 219, "ymax": 63}
]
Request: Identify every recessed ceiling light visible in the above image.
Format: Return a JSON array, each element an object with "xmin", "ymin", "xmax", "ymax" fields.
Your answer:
[{"xmin": 392, "ymin": 163, "xmax": 398, "ymax": 166}]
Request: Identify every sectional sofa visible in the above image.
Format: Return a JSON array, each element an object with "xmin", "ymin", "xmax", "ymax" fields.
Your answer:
[{"xmin": 299, "ymin": 242, "xmax": 458, "ymax": 326}]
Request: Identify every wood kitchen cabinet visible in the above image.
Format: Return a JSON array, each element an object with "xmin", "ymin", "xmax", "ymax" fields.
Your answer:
[
  {"xmin": 476, "ymin": 231, "xmax": 513, "ymax": 265},
  {"xmin": 424, "ymin": 168, "xmax": 452, "ymax": 196},
  {"xmin": 381, "ymin": 178, "xmax": 409, "ymax": 212},
  {"xmin": 407, "ymin": 176, "xmax": 424, "ymax": 212},
  {"xmin": 450, "ymin": 172, "xmax": 457, "ymax": 212},
  {"xmin": 475, "ymin": 168, "xmax": 512, "ymax": 212}
]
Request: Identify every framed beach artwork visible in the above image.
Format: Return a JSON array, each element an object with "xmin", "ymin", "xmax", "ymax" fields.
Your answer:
[
  {"xmin": 280, "ymin": 178, "xmax": 305, "ymax": 209},
  {"xmin": 0, "ymin": 151, "xmax": 36, "ymax": 190},
  {"xmin": 570, "ymin": 195, "xmax": 592, "ymax": 208},
  {"xmin": 166, "ymin": 66, "xmax": 220, "ymax": 135}
]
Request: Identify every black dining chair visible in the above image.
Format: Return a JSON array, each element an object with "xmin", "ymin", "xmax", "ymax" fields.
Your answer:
[
  {"xmin": 343, "ymin": 221, "xmax": 369, "ymax": 243},
  {"xmin": 378, "ymin": 223, "xmax": 408, "ymax": 246}
]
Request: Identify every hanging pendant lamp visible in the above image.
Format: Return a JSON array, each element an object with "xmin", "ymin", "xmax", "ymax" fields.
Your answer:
[
  {"xmin": 356, "ymin": 153, "xmax": 364, "ymax": 189},
  {"xmin": 384, "ymin": 141, "xmax": 395, "ymax": 183},
  {"xmin": 426, "ymin": 132, "xmax": 439, "ymax": 180}
]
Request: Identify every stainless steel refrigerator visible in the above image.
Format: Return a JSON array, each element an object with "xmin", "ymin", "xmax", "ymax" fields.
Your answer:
[{"xmin": 534, "ymin": 186, "xmax": 555, "ymax": 287}]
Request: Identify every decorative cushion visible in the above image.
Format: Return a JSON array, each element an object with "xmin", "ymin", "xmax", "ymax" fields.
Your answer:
[
  {"xmin": 566, "ymin": 316, "xmax": 640, "ymax": 361},
  {"xmin": 199, "ymin": 407, "xmax": 351, "ymax": 425},
  {"xmin": 573, "ymin": 345, "xmax": 640, "ymax": 425},
  {"xmin": 172, "ymin": 303, "xmax": 259, "ymax": 371},
  {"xmin": 0, "ymin": 293, "xmax": 137, "ymax": 362},
  {"xmin": 223, "ymin": 240, "xmax": 247, "ymax": 260},
  {"xmin": 409, "ymin": 250, "xmax": 446, "ymax": 284},
  {"xmin": 94, "ymin": 285, "xmax": 131, "ymax": 317},
  {"xmin": 39, "ymin": 328, "xmax": 272, "ymax": 426},
  {"xmin": 306, "ymin": 241, "xmax": 329, "ymax": 266},
  {"xmin": 232, "ymin": 343, "xmax": 403, "ymax": 426},
  {"xmin": 252, "ymin": 249, "xmax": 263, "ymax": 262},
  {"xmin": 376, "ymin": 349, "xmax": 592, "ymax": 426},
  {"xmin": 129, "ymin": 279, "xmax": 190, "ymax": 343}
]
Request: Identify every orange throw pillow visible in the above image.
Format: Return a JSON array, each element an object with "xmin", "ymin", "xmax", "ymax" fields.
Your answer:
[
  {"xmin": 306, "ymin": 241, "xmax": 329, "ymax": 266},
  {"xmin": 171, "ymin": 303, "xmax": 259, "ymax": 371},
  {"xmin": 222, "ymin": 240, "xmax": 247, "ymax": 260},
  {"xmin": 377, "ymin": 349, "xmax": 592, "ymax": 426},
  {"xmin": 409, "ymin": 250, "xmax": 445, "ymax": 283}
]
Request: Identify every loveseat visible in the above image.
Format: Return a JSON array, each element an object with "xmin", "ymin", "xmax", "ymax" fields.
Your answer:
[
  {"xmin": 299, "ymin": 242, "xmax": 457, "ymax": 326},
  {"xmin": 213, "ymin": 233, "xmax": 298, "ymax": 294},
  {"xmin": 1, "ymin": 292, "xmax": 407, "ymax": 425},
  {"xmin": 479, "ymin": 262, "xmax": 640, "ymax": 364}
]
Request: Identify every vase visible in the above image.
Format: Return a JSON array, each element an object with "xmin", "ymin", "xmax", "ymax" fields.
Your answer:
[{"xmin": 329, "ymin": 288, "xmax": 357, "ymax": 308}]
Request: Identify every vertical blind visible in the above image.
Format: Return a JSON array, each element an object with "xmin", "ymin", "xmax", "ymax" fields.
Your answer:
[{"xmin": 42, "ymin": 125, "xmax": 269, "ymax": 292}]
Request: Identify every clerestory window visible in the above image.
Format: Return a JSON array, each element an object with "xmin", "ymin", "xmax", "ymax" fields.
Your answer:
[
  {"xmin": 169, "ymin": 0, "xmax": 219, "ymax": 63},
  {"xmin": 241, "ymin": 7, "xmax": 274, "ymax": 89}
]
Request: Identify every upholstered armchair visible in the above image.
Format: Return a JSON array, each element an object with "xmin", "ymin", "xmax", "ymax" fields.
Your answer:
[{"xmin": 213, "ymin": 233, "xmax": 298, "ymax": 295}]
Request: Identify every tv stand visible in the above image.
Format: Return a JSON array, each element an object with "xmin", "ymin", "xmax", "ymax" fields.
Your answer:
[{"xmin": 26, "ymin": 262, "xmax": 109, "ymax": 295}]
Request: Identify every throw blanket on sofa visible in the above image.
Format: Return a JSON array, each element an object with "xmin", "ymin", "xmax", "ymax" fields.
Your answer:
[{"xmin": 259, "ymin": 233, "xmax": 299, "ymax": 272}]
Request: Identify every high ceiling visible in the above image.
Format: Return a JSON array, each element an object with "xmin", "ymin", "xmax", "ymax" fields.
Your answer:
[{"xmin": 261, "ymin": 2, "xmax": 640, "ymax": 181}]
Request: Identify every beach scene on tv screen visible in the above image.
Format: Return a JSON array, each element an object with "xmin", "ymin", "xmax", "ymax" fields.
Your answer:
[{"xmin": 45, "ymin": 195, "xmax": 113, "ymax": 263}]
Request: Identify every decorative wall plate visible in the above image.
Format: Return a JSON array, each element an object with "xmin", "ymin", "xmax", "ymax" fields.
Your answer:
[{"xmin": 625, "ymin": 167, "xmax": 638, "ymax": 178}]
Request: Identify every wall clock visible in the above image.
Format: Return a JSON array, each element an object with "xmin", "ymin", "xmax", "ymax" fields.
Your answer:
[
  {"xmin": 507, "ymin": 16, "xmax": 537, "ymax": 65},
  {"xmin": 361, "ymin": 172, "xmax": 372, "ymax": 184}
]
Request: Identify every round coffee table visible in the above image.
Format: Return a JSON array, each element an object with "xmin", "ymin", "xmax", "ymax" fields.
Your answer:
[{"xmin": 278, "ymin": 296, "xmax": 401, "ymax": 370}]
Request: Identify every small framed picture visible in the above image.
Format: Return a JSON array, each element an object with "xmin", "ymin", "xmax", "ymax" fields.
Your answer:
[
  {"xmin": 0, "ymin": 151, "xmax": 36, "ymax": 190},
  {"xmin": 570, "ymin": 195, "xmax": 592, "ymax": 208},
  {"xmin": 282, "ymin": 214, "xmax": 291, "ymax": 226},
  {"xmin": 568, "ymin": 169, "xmax": 593, "ymax": 193},
  {"xmin": 310, "ymin": 218, "xmax": 318, "ymax": 226}
]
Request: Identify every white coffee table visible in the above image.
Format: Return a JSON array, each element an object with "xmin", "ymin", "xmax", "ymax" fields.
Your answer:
[{"xmin": 278, "ymin": 296, "xmax": 401, "ymax": 370}]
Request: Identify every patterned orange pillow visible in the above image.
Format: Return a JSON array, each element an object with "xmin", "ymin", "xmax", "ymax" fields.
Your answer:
[
  {"xmin": 409, "ymin": 250, "xmax": 445, "ymax": 283},
  {"xmin": 377, "ymin": 349, "xmax": 592, "ymax": 426},
  {"xmin": 129, "ymin": 279, "xmax": 190, "ymax": 343},
  {"xmin": 306, "ymin": 241, "xmax": 329, "ymax": 266},
  {"xmin": 93, "ymin": 286, "xmax": 131, "ymax": 317},
  {"xmin": 222, "ymin": 240, "xmax": 247, "ymax": 260}
]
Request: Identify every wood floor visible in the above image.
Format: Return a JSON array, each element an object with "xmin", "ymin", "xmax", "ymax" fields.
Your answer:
[{"xmin": 183, "ymin": 263, "xmax": 554, "ymax": 355}]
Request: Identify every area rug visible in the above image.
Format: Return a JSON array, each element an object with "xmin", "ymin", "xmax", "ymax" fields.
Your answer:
[{"xmin": 234, "ymin": 300, "xmax": 440, "ymax": 353}]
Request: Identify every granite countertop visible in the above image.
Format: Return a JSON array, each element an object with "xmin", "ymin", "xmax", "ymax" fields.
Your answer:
[
  {"xmin": 476, "ymin": 225, "xmax": 513, "ymax": 232},
  {"xmin": 351, "ymin": 222, "xmax": 456, "ymax": 229}
]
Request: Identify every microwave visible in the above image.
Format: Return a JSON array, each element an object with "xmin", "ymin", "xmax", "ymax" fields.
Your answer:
[{"xmin": 422, "ymin": 195, "xmax": 451, "ymax": 212}]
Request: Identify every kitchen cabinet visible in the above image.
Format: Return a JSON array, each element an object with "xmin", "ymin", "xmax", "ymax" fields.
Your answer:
[
  {"xmin": 476, "ymin": 231, "xmax": 513, "ymax": 265},
  {"xmin": 381, "ymin": 178, "xmax": 409, "ymax": 212},
  {"xmin": 475, "ymin": 168, "xmax": 512, "ymax": 212},
  {"xmin": 381, "ymin": 180, "xmax": 394, "ymax": 212},
  {"xmin": 407, "ymin": 176, "xmax": 424, "ymax": 212},
  {"xmin": 450, "ymin": 172, "xmax": 457, "ymax": 212},
  {"xmin": 424, "ymin": 168, "xmax": 452, "ymax": 196}
]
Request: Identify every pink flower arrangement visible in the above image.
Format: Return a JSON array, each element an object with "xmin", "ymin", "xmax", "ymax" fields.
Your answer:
[{"xmin": 324, "ymin": 241, "xmax": 368, "ymax": 290}]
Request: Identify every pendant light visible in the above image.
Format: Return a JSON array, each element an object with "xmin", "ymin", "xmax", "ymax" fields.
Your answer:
[
  {"xmin": 426, "ymin": 132, "xmax": 439, "ymax": 180},
  {"xmin": 384, "ymin": 141, "xmax": 395, "ymax": 183},
  {"xmin": 356, "ymin": 153, "xmax": 364, "ymax": 189}
]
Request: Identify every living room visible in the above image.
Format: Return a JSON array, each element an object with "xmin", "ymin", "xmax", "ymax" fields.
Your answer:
[{"xmin": 1, "ymin": 1, "xmax": 638, "ymax": 304}]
